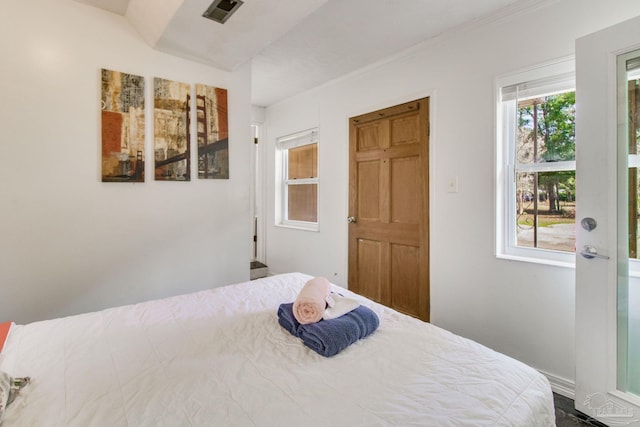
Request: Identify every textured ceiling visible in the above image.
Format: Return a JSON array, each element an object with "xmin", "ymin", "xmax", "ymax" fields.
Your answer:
[{"xmin": 74, "ymin": 0, "xmax": 524, "ymax": 106}]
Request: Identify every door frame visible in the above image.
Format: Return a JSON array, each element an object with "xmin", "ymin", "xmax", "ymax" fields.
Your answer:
[{"xmin": 251, "ymin": 122, "xmax": 267, "ymax": 264}]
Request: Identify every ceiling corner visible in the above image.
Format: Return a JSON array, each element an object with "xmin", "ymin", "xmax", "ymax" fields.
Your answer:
[{"xmin": 125, "ymin": 0, "xmax": 186, "ymax": 48}]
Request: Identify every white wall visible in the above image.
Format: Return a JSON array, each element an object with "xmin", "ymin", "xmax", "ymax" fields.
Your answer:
[
  {"xmin": 0, "ymin": 0, "xmax": 252, "ymax": 324},
  {"xmin": 263, "ymin": 0, "xmax": 640, "ymax": 387}
]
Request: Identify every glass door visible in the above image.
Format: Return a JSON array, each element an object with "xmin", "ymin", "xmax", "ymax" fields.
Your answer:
[
  {"xmin": 619, "ymin": 49, "xmax": 640, "ymax": 400},
  {"xmin": 575, "ymin": 16, "xmax": 640, "ymax": 426}
]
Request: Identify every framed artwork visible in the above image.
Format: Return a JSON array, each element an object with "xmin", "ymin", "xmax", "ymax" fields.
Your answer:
[
  {"xmin": 101, "ymin": 69, "xmax": 145, "ymax": 182},
  {"xmin": 154, "ymin": 77, "xmax": 191, "ymax": 181},
  {"xmin": 195, "ymin": 84, "xmax": 229, "ymax": 179}
]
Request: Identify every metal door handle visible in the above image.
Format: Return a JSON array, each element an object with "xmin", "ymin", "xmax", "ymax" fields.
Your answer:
[
  {"xmin": 580, "ymin": 245, "xmax": 610, "ymax": 260},
  {"xmin": 347, "ymin": 216, "xmax": 357, "ymax": 224}
]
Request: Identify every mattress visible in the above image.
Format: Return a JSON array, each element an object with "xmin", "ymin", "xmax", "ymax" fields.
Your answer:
[{"xmin": 0, "ymin": 273, "xmax": 555, "ymax": 426}]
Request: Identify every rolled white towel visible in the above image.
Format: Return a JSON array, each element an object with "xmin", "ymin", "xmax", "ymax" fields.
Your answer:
[{"xmin": 323, "ymin": 292, "xmax": 360, "ymax": 320}]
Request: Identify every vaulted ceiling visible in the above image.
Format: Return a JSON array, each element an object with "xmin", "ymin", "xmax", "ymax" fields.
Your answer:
[{"xmin": 75, "ymin": 0, "xmax": 523, "ymax": 106}]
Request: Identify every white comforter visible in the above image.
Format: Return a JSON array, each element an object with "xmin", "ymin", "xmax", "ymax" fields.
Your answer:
[{"xmin": 0, "ymin": 273, "xmax": 555, "ymax": 426}]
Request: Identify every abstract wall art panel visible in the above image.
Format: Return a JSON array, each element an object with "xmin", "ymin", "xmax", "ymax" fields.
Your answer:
[
  {"xmin": 101, "ymin": 69, "xmax": 145, "ymax": 182},
  {"xmin": 154, "ymin": 77, "xmax": 191, "ymax": 181},
  {"xmin": 195, "ymin": 84, "xmax": 229, "ymax": 179}
]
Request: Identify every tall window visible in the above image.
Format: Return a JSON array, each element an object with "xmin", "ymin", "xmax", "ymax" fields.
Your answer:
[
  {"xmin": 497, "ymin": 59, "xmax": 576, "ymax": 264},
  {"xmin": 276, "ymin": 128, "xmax": 319, "ymax": 230}
]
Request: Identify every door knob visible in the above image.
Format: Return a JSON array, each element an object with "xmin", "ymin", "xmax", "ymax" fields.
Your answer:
[{"xmin": 347, "ymin": 216, "xmax": 357, "ymax": 224}]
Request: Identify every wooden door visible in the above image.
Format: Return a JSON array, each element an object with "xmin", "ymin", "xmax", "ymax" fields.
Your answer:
[{"xmin": 348, "ymin": 98, "xmax": 430, "ymax": 321}]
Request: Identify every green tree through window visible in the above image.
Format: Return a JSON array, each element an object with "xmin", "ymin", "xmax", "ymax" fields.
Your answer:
[{"xmin": 515, "ymin": 91, "xmax": 576, "ymax": 251}]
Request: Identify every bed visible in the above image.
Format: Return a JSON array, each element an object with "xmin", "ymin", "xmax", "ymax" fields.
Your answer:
[{"xmin": 0, "ymin": 272, "xmax": 555, "ymax": 426}]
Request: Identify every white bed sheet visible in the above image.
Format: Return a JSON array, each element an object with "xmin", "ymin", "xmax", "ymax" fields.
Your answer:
[{"xmin": 0, "ymin": 273, "xmax": 555, "ymax": 426}]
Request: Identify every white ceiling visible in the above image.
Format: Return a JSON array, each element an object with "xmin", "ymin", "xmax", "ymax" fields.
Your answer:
[{"xmin": 74, "ymin": 0, "xmax": 523, "ymax": 106}]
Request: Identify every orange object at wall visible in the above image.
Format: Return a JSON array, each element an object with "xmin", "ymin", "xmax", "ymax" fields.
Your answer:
[{"xmin": 0, "ymin": 322, "xmax": 11, "ymax": 353}]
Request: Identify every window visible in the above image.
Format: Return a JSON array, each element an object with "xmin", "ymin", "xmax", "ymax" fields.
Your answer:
[
  {"xmin": 496, "ymin": 58, "xmax": 576, "ymax": 265},
  {"xmin": 276, "ymin": 128, "xmax": 319, "ymax": 231}
]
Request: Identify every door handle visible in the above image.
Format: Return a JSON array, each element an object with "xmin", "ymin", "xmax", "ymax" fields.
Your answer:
[
  {"xmin": 580, "ymin": 245, "xmax": 610, "ymax": 260},
  {"xmin": 347, "ymin": 216, "xmax": 357, "ymax": 224}
]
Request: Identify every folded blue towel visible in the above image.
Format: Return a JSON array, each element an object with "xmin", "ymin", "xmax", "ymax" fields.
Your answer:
[
  {"xmin": 277, "ymin": 302, "xmax": 300, "ymax": 336},
  {"xmin": 277, "ymin": 302, "xmax": 379, "ymax": 357}
]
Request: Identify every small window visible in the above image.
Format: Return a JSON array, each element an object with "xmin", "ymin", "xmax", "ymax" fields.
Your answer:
[
  {"xmin": 276, "ymin": 128, "xmax": 319, "ymax": 231},
  {"xmin": 496, "ymin": 58, "xmax": 576, "ymax": 265}
]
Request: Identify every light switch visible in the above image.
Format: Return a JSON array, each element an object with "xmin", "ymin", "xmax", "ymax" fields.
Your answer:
[{"xmin": 447, "ymin": 176, "xmax": 458, "ymax": 193}]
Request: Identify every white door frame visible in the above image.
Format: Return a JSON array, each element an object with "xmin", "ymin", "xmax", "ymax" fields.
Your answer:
[{"xmin": 251, "ymin": 121, "xmax": 267, "ymax": 264}]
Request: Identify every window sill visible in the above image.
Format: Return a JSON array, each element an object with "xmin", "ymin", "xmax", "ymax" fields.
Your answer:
[
  {"xmin": 276, "ymin": 222, "xmax": 319, "ymax": 232},
  {"xmin": 498, "ymin": 251, "xmax": 640, "ymax": 273},
  {"xmin": 496, "ymin": 252, "xmax": 575, "ymax": 269}
]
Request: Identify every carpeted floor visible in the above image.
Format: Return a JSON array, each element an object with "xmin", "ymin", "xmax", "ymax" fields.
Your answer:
[{"xmin": 554, "ymin": 393, "xmax": 609, "ymax": 426}]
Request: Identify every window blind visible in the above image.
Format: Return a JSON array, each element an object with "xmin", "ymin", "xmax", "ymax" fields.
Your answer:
[
  {"xmin": 501, "ymin": 71, "xmax": 575, "ymax": 102},
  {"xmin": 276, "ymin": 128, "xmax": 319, "ymax": 150},
  {"xmin": 627, "ymin": 56, "xmax": 640, "ymax": 72}
]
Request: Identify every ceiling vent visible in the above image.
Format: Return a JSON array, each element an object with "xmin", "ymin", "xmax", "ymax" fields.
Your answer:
[{"xmin": 202, "ymin": 0, "xmax": 244, "ymax": 24}]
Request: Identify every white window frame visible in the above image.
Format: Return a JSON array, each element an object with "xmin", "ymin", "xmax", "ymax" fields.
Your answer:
[
  {"xmin": 275, "ymin": 128, "xmax": 319, "ymax": 231},
  {"xmin": 495, "ymin": 57, "xmax": 576, "ymax": 267}
]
